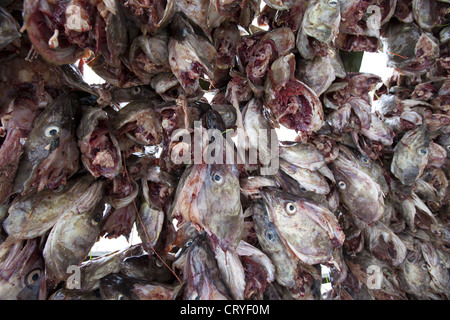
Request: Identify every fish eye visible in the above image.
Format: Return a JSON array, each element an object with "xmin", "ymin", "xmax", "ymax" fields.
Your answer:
[
  {"xmin": 421, "ymin": 264, "xmax": 428, "ymax": 270},
  {"xmin": 44, "ymin": 126, "xmax": 61, "ymax": 138},
  {"xmin": 94, "ymin": 289, "xmax": 101, "ymax": 298},
  {"xmin": 212, "ymin": 173, "xmax": 224, "ymax": 185},
  {"xmin": 26, "ymin": 269, "xmax": 42, "ymax": 286},
  {"xmin": 118, "ymin": 294, "xmax": 125, "ymax": 300},
  {"xmin": 440, "ymin": 261, "xmax": 445, "ymax": 268},
  {"xmin": 132, "ymin": 87, "xmax": 141, "ymax": 95},
  {"xmin": 300, "ymin": 187, "xmax": 307, "ymax": 192},
  {"xmin": 285, "ymin": 202, "xmax": 297, "ymax": 215},
  {"xmin": 53, "ymin": 185, "xmax": 65, "ymax": 193},
  {"xmin": 156, "ymin": 259, "xmax": 164, "ymax": 268},
  {"xmin": 265, "ymin": 230, "xmax": 275, "ymax": 242},
  {"xmin": 446, "ymin": 145, "xmax": 450, "ymax": 151},
  {"xmin": 417, "ymin": 148, "xmax": 428, "ymax": 156},
  {"xmin": 185, "ymin": 239, "xmax": 193, "ymax": 247},
  {"xmin": 361, "ymin": 156, "xmax": 370, "ymax": 165},
  {"xmin": 91, "ymin": 215, "xmax": 100, "ymax": 225},
  {"xmin": 328, "ymin": 0, "xmax": 338, "ymax": 6},
  {"xmin": 338, "ymin": 181, "xmax": 346, "ymax": 189}
]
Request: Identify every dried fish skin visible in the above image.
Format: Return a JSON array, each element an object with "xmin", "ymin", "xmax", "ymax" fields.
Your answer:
[
  {"xmin": 43, "ymin": 196, "xmax": 104, "ymax": 286},
  {"xmin": 382, "ymin": 21, "xmax": 439, "ymax": 76},
  {"xmin": 391, "ymin": 125, "xmax": 430, "ymax": 186},
  {"xmin": 330, "ymin": 147, "xmax": 385, "ymax": 224},
  {"xmin": 261, "ymin": 188, "xmax": 345, "ymax": 265},
  {"xmin": 0, "ymin": 239, "xmax": 44, "ymax": 300},
  {"xmin": 12, "ymin": 93, "xmax": 80, "ymax": 196},
  {"xmin": 4, "ymin": 175, "xmax": 104, "ymax": 241},
  {"xmin": 182, "ymin": 236, "xmax": 232, "ymax": 300},
  {"xmin": 77, "ymin": 107, "xmax": 122, "ymax": 179}
]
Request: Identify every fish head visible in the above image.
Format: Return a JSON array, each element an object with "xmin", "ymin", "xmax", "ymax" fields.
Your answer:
[
  {"xmin": 250, "ymin": 200, "xmax": 285, "ymax": 254},
  {"xmin": 400, "ymin": 250, "xmax": 431, "ymax": 296},
  {"xmin": 99, "ymin": 273, "xmax": 139, "ymax": 300},
  {"xmin": 120, "ymin": 254, "xmax": 176, "ymax": 284},
  {"xmin": 112, "ymin": 101, "xmax": 163, "ymax": 146},
  {"xmin": 303, "ymin": 0, "xmax": 341, "ymax": 44},
  {"xmin": 197, "ymin": 163, "xmax": 244, "ymax": 250},
  {"xmin": 0, "ymin": 6, "xmax": 20, "ymax": 49},
  {"xmin": 435, "ymin": 133, "xmax": 450, "ymax": 159},
  {"xmin": 0, "ymin": 239, "xmax": 44, "ymax": 300},
  {"xmin": 261, "ymin": 187, "xmax": 345, "ymax": 265},
  {"xmin": 391, "ymin": 125, "xmax": 430, "ymax": 186},
  {"xmin": 352, "ymin": 151, "xmax": 390, "ymax": 195},
  {"xmin": 77, "ymin": 107, "xmax": 122, "ymax": 179},
  {"xmin": 420, "ymin": 240, "xmax": 450, "ymax": 293},
  {"xmin": 12, "ymin": 93, "xmax": 79, "ymax": 194},
  {"xmin": 365, "ymin": 222, "xmax": 407, "ymax": 267},
  {"xmin": 183, "ymin": 234, "xmax": 232, "ymax": 300},
  {"xmin": 331, "ymin": 148, "xmax": 384, "ymax": 224}
]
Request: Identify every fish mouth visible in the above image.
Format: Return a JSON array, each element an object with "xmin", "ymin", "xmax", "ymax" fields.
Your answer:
[
  {"xmin": 394, "ymin": 165, "xmax": 421, "ymax": 186},
  {"xmin": 260, "ymin": 187, "xmax": 276, "ymax": 211}
]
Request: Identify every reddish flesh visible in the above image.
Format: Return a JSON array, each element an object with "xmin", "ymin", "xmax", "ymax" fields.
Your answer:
[
  {"xmin": 241, "ymin": 256, "xmax": 269, "ymax": 299},
  {"xmin": 88, "ymin": 123, "xmax": 119, "ymax": 176},
  {"xmin": 275, "ymin": 81, "xmax": 313, "ymax": 132}
]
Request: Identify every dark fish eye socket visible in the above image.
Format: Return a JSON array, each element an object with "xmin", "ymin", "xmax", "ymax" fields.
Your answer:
[
  {"xmin": 266, "ymin": 230, "xmax": 275, "ymax": 241},
  {"xmin": 213, "ymin": 173, "xmax": 224, "ymax": 184},
  {"xmin": 44, "ymin": 126, "xmax": 61, "ymax": 138},
  {"xmin": 417, "ymin": 148, "xmax": 427, "ymax": 155},
  {"xmin": 422, "ymin": 264, "xmax": 428, "ymax": 270},
  {"xmin": 132, "ymin": 87, "xmax": 141, "ymax": 95},
  {"xmin": 53, "ymin": 185, "xmax": 64, "ymax": 193},
  {"xmin": 300, "ymin": 187, "xmax": 307, "ymax": 192},
  {"xmin": 361, "ymin": 156, "xmax": 370, "ymax": 164},
  {"xmin": 446, "ymin": 145, "xmax": 450, "ymax": 151},
  {"xmin": 26, "ymin": 269, "xmax": 41, "ymax": 286},
  {"xmin": 338, "ymin": 181, "xmax": 346, "ymax": 189},
  {"xmin": 285, "ymin": 202, "xmax": 296, "ymax": 215}
]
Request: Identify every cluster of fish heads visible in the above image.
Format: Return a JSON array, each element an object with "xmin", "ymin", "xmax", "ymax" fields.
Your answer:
[{"xmin": 0, "ymin": 0, "xmax": 449, "ymax": 300}]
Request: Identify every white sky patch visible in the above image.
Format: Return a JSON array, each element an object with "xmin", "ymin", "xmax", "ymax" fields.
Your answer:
[
  {"xmin": 320, "ymin": 265, "xmax": 332, "ymax": 296},
  {"xmin": 204, "ymin": 91, "xmax": 215, "ymax": 103},
  {"xmin": 360, "ymin": 51, "xmax": 394, "ymax": 82},
  {"xmin": 275, "ymin": 125, "xmax": 300, "ymax": 142},
  {"xmin": 79, "ymin": 60, "xmax": 105, "ymax": 85},
  {"xmin": 91, "ymin": 224, "xmax": 142, "ymax": 255},
  {"xmin": 360, "ymin": 51, "xmax": 394, "ymax": 107}
]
